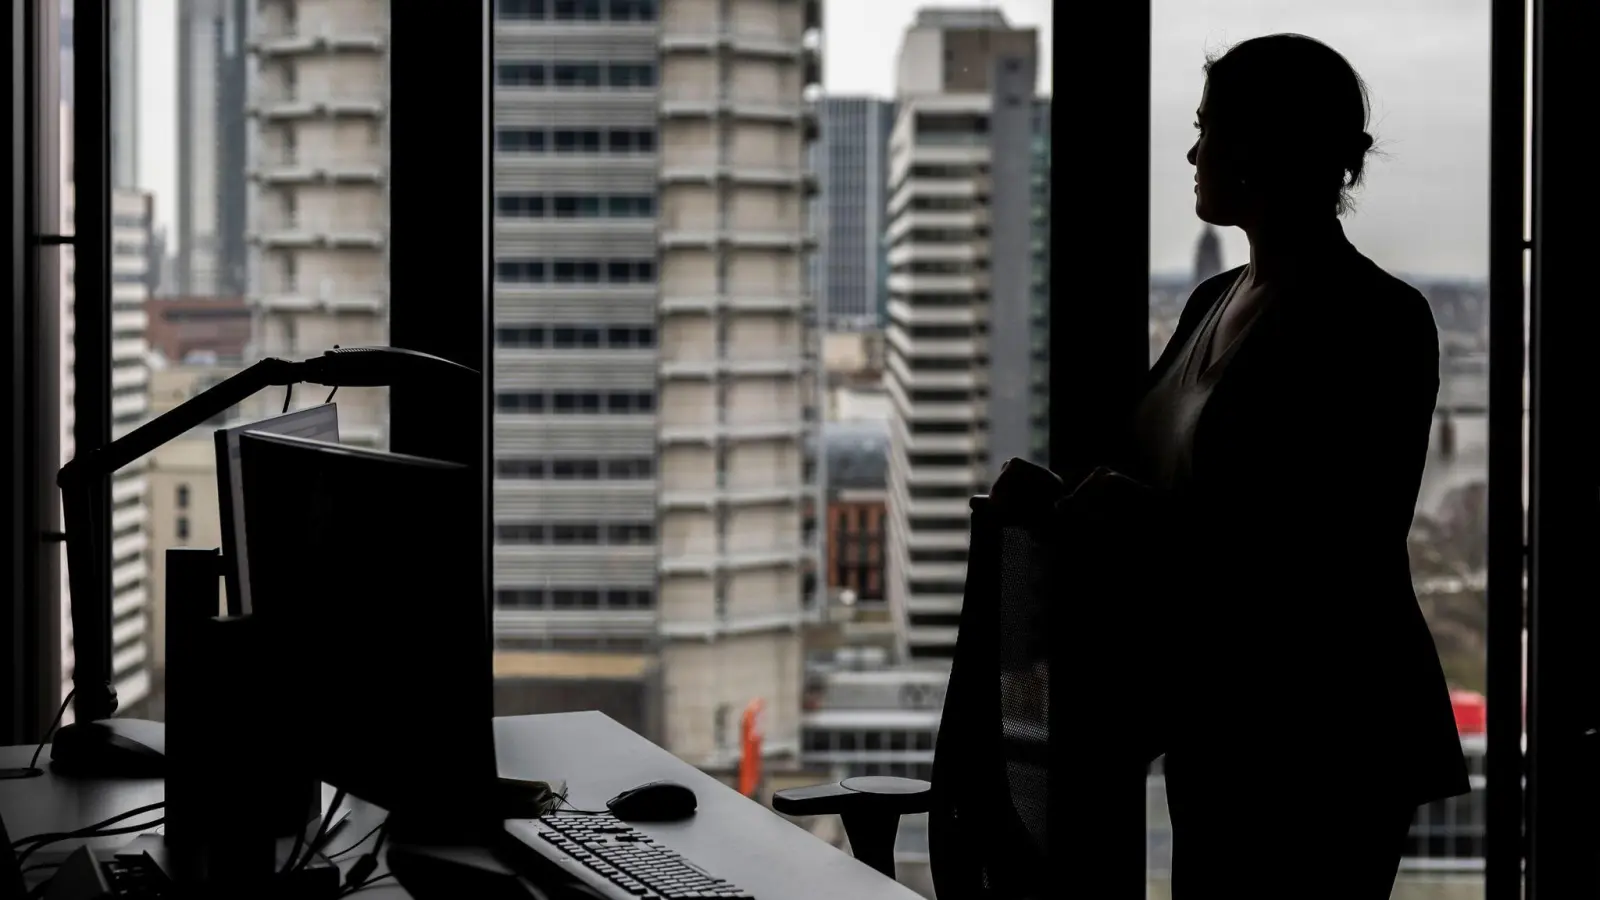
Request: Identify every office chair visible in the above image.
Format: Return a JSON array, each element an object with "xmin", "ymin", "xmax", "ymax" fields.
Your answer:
[{"xmin": 774, "ymin": 493, "xmax": 1056, "ymax": 898}]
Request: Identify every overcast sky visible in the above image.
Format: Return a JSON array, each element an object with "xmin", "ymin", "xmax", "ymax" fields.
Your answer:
[{"xmin": 131, "ymin": 0, "xmax": 1488, "ymax": 281}]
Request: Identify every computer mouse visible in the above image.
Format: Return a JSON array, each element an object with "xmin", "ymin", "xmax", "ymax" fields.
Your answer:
[{"xmin": 605, "ymin": 781, "xmax": 697, "ymax": 822}]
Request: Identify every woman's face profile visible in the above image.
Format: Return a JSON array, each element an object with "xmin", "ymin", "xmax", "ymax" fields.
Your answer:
[{"xmin": 1187, "ymin": 81, "xmax": 1252, "ymax": 228}]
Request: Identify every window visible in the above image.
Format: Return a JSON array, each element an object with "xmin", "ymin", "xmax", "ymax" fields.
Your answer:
[
  {"xmin": 496, "ymin": 128, "xmax": 547, "ymax": 153},
  {"xmin": 476, "ymin": 0, "xmax": 1045, "ymax": 799},
  {"xmin": 606, "ymin": 129, "xmax": 656, "ymax": 154},
  {"xmin": 496, "ymin": 260, "xmax": 547, "ymax": 283},
  {"xmin": 497, "ymin": 258, "xmax": 651, "ymax": 284},
  {"xmin": 496, "ymin": 0, "xmax": 549, "ymax": 19},
  {"xmin": 496, "ymin": 63, "xmax": 548, "ymax": 87},
  {"xmin": 552, "ymin": 63, "xmax": 602, "ymax": 88},
  {"xmin": 495, "ymin": 324, "xmax": 653, "ymax": 348},
  {"xmin": 176, "ymin": 485, "xmax": 190, "ymax": 509},
  {"xmin": 607, "ymin": 63, "xmax": 656, "ymax": 87},
  {"xmin": 175, "ymin": 517, "xmax": 190, "ymax": 541},
  {"xmin": 608, "ymin": 0, "xmax": 657, "ymax": 20},
  {"xmin": 495, "ymin": 193, "xmax": 654, "ymax": 219}
]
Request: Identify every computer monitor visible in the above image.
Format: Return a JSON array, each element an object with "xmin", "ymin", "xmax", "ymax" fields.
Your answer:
[
  {"xmin": 213, "ymin": 404, "xmax": 340, "ymax": 617},
  {"xmin": 236, "ymin": 432, "xmax": 496, "ymax": 840}
]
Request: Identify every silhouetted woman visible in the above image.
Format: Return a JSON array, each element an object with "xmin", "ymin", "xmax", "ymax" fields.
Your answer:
[{"xmin": 995, "ymin": 33, "xmax": 1469, "ymax": 896}]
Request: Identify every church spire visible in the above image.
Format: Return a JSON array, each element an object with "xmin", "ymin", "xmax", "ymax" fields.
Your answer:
[{"xmin": 1193, "ymin": 225, "xmax": 1223, "ymax": 285}]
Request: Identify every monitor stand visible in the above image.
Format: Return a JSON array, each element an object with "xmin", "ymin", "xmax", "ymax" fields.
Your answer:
[{"xmin": 48, "ymin": 718, "xmax": 166, "ymax": 778}]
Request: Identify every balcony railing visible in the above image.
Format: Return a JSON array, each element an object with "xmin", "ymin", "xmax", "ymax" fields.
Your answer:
[
  {"xmin": 660, "ymin": 25, "xmax": 807, "ymax": 46},
  {"xmin": 250, "ymin": 216, "xmax": 387, "ymax": 237},
  {"xmin": 658, "ymin": 538, "xmax": 812, "ymax": 573},
  {"xmin": 248, "ymin": 90, "xmax": 385, "ymax": 116},
  {"xmin": 659, "ymin": 88, "xmax": 810, "ymax": 116},
  {"xmin": 249, "ymin": 25, "xmax": 386, "ymax": 54},
  {"xmin": 659, "ymin": 150, "xmax": 811, "ymax": 181},
  {"xmin": 251, "ymin": 152, "xmax": 386, "ymax": 174}
]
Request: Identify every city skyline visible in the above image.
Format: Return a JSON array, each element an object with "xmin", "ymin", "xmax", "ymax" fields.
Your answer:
[
  {"xmin": 125, "ymin": 1, "xmax": 1489, "ymax": 280},
  {"xmin": 127, "ymin": 1, "xmax": 1052, "ymax": 249}
]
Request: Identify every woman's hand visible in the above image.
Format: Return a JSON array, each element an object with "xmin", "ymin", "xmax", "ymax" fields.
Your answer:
[
  {"xmin": 989, "ymin": 457, "xmax": 1066, "ymax": 508},
  {"xmin": 1063, "ymin": 466, "xmax": 1161, "ymax": 521}
]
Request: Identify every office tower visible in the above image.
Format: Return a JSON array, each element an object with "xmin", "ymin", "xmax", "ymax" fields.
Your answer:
[
  {"xmin": 59, "ymin": 3, "xmax": 73, "ymax": 106},
  {"xmin": 1193, "ymin": 223, "xmax": 1223, "ymax": 285},
  {"xmin": 1028, "ymin": 98, "xmax": 1051, "ymax": 464},
  {"xmin": 176, "ymin": 0, "xmax": 250, "ymax": 297},
  {"xmin": 819, "ymin": 97, "xmax": 896, "ymax": 331},
  {"xmin": 488, "ymin": 0, "xmax": 821, "ymax": 769},
  {"xmin": 109, "ymin": 0, "xmax": 139, "ymax": 189},
  {"xmin": 883, "ymin": 9, "xmax": 1039, "ymax": 661},
  {"xmin": 243, "ymin": 0, "xmax": 389, "ymax": 446},
  {"xmin": 490, "ymin": 2, "xmax": 668, "ymax": 667},
  {"xmin": 654, "ymin": 0, "xmax": 821, "ymax": 766},
  {"xmin": 57, "ymin": 105, "xmax": 155, "ymax": 713}
]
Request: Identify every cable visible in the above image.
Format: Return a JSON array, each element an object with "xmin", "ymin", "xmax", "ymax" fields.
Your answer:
[
  {"xmin": 279, "ymin": 813, "xmax": 307, "ymax": 876},
  {"xmin": 281, "ymin": 384, "xmax": 294, "ymax": 413},
  {"xmin": 322, "ymin": 345, "xmax": 342, "ymax": 403},
  {"xmin": 556, "ymin": 790, "xmax": 606, "ymax": 816},
  {"xmin": 12, "ymin": 801, "xmax": 165, "ymax": 848},
  {"xmin": 292, "ymin": 787, "xmax": 347, "ymax": 872},
  {"xmin": 338, "ymin": 871, "xmax": 393, "ymax": 897},
  {"xmin": 14, "ymin": 816, "xmax": 165, "ymax": 870},
  {"xmin": 342, "ymin": 821, "xmax": 389, "ymax": 895},
  {"xmin": 0, "ymin": 690, "xmax": 74, "ymax": 780},
  {"xmin": 325, "ymin": 819, "xmax": 386, "ymax": 861}
]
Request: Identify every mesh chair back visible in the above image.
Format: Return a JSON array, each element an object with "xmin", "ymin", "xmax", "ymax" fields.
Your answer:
[{"xmin": 929, "ymin": 495, "xmax": 1054, "ymax": 899}]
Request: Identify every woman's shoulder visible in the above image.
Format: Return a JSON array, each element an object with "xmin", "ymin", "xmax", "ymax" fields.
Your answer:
[{"xmin": 1341, "ymin": 253, "xmax": 1440, "ymax": 348}]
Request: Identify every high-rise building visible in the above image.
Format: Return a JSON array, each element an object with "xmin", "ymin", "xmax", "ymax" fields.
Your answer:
[
  {"xmin": 176, "ymin": 0, "xmax": 250, "ymax": 297},
  {"xmin": 243, "ymin": 0, "xmax": 389, "ymax": 446},
  {"xmin": 487, "ymin": 0, "xmax": 823, "ymax": 769},
  {"xmin": 1028, "ymin": 98, "xmax": 1051, "ymax": 464},
  {"xmin": 883, "ymin": 9, "xmax": 1040, "ymax": 660},
  {"xmin": 652, "ymin": 0, "xmax": 821, "ymax": 768},
  {"xmin": 819, "ymin": 96, "xmax": 895, "ymax": 331},
  {"xmin": 1193, "ymin": 223, "xmax": 1223, "ymax": 285},
  {"xmin": 109, "ymin": 0, "xmax": 139, "ymax": 189},
  {"xmin": 57, "ymin": 104, "xmax": 155, "ymax": 714},
  {"xmin": 489, "ymin": 0, "xmax": 669, "ymax": 670}
]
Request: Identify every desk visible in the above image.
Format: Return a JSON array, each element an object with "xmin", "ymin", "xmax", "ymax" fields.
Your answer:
[{"xmin": 2, "ymin": 712, "xmax": 921, "ymax": 899}]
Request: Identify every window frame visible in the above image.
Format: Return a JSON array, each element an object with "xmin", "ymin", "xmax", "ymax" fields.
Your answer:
[
  {"xmin": 1523, "ymin": 0, "xmax": 1594, "ymax": 895},
  {"xmin": 7, "ymin": 2, "xmax": 1548, "ymax": 894},
  {"xmin": 3, "ymin": 0, "xmax": 67, "ymax": 744}
]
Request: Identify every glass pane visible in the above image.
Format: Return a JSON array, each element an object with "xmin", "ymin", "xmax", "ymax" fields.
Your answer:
[
  {"xmin": 490, "ymin": 3, "xmax": 1050, "ymax": 893},
  {"xmin": 800, "ymin": 3, "xmax": 1053, "ymax": 893},
  {"xmin": 104, "ymin": 0, "xmax": 394, "ymax": 721},
  {"xmin": 1148, "ymin": 5, "xmax": 1490, "ymax": 896}
]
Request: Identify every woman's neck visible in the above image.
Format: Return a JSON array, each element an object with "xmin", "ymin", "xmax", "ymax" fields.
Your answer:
[{"xmin": 1242, "ymin": 215, "xmax": 1347, "ymax": 285}]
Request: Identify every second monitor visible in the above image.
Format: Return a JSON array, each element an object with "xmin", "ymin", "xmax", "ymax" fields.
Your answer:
[
  {"xmin": 214, "ymin": 404, "xmax": 341, "ymax": 616},
  {"xmin": 236, "ymin": 431, "xmax": 497, "ymax": 840}
]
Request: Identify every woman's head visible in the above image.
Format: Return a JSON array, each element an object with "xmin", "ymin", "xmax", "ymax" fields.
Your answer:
[{"xmin": 1188, "ymin": 34, "xmax": 1374, "ymax": 227}]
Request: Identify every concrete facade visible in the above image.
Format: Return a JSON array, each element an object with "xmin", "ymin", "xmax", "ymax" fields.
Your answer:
[{"xmin": 883, "ymin": 9, "xmax": 1040, "ymax": 660}]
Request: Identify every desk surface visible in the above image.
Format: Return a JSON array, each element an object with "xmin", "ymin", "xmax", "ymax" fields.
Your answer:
[{"xmin": 2, "ymin": 711, "xmax": 921, "ymax": 899}]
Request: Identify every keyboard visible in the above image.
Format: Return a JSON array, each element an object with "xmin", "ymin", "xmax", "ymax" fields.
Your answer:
[{"xmin": 531, "ymin": 812, "xmax": 754, "ymax": 899}]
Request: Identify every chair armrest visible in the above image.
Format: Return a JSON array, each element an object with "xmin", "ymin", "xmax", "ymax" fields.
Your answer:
[
  {"xmin": 772, "ymin": 775, "xmax": 932, "ymax": 818},
  {"xmin": 772, "ymin": 777, "xmax": 931, "ymax": 879}
]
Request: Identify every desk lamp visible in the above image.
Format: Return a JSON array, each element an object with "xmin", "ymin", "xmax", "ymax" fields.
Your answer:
[{"xmin": 49, "ymin": 347, "xmax": 479, "ymax": 779}]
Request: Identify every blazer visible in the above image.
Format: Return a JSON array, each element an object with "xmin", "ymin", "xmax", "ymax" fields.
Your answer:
[{"xmin": 1113, "ymin": 233, "xmax": 1470, "ymax": 807}]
